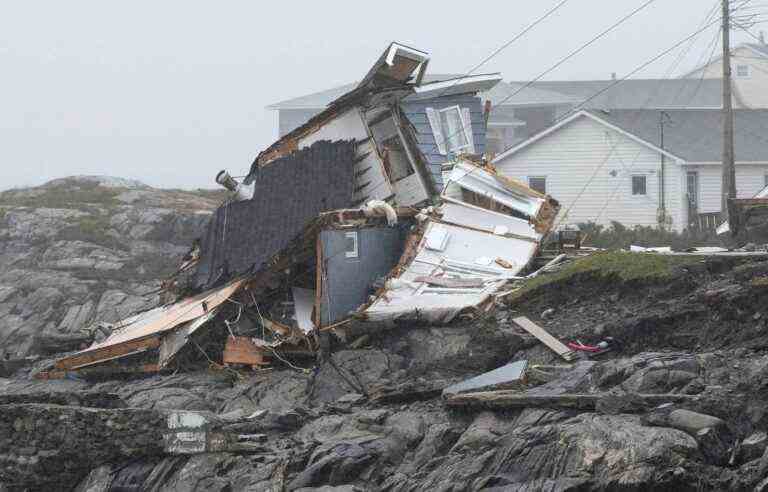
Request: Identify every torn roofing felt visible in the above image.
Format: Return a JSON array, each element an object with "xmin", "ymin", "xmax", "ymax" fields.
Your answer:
[{"xmin": 195, "ymin": 140, "xmax": 358, "ymax": 289}]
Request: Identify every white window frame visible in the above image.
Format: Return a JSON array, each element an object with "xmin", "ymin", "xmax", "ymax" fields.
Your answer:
[
  {"xmin": 631, "ymin": 174, "xmax": 647, "ymax": 196},
  {"xmin": 736, "ymin": 64, "xmax": 751, "ymax": 78},
  {"xmin": 344, "ymin": 231, "xmax": 359, "ymax": 259},
  {"xmin": 527, "ymin": 176, "xmax": 547, "ymax": 195},
  {"xmin": 438, "ymin": 105, "xmax": 473, "ymax": 154}
]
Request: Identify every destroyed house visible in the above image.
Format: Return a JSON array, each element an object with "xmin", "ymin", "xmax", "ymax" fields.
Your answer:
[{"xmin": 42, "ymin": 43, "xmax": 559, "ymax": 378}]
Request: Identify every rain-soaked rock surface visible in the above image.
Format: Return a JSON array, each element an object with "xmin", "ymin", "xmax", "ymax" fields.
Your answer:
[{"xmin": 5, "ymin": 186, "xmax": 768, "ymax": 490}]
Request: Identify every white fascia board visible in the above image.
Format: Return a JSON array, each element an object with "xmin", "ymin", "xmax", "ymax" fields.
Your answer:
[
  {"xmin": 492, "ymin": 110, "xmax": 686, "ymax": 164},
  {"xmin": 411, "ymin": 73, "xmax": 502, "ymax": 98},
  {"xmin": 387, "ymin": 43, "xmax": 429, "ymax": 65}
]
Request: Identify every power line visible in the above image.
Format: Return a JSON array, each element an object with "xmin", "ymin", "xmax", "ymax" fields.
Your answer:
[
  {"xmin": 548, "ymin": 14, "xmax": 723, "ymax": 127},
  {"xmin": 489, "ymin": 0, "xmax": 659, "ymax": 111},
  {"xmin": 434, "ymin": 0, "xmax": 572, "ymax": 99}
]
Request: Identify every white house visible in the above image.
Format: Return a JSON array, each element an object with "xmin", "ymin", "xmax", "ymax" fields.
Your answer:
[
  {"xmin": 492, "ymin": 109, "xmax": 768, "ymax": 232},
  {"xmin": 682, "ymin": 42, "xmax": 768, "ymax": 109}
]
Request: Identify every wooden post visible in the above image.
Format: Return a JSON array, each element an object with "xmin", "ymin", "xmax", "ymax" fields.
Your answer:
[{"xmin": 722, "ymin": 0, "xmax": 737, "ymax": 220}]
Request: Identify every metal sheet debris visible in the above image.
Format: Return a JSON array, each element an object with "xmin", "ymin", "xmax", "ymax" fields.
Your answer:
[{"xmin": 442, "ymin": 360, "xmax": 528, "ymax": 396}]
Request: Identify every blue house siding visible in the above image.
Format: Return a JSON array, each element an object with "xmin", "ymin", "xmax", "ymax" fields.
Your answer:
[{"xmin": 400, "ymin": 95, "xmax": 487, "ymax": 191}]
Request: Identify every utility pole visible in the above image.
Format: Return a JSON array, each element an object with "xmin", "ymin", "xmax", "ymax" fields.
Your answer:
[{"xmin": 721, "ymin": 0, "xmax": 737, "ymax": 220}]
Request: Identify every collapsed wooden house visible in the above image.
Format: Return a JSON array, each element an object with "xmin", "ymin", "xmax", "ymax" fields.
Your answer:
[{"xmin": 39, "ymin": 43, "xmax": 560, "ymax": 378}]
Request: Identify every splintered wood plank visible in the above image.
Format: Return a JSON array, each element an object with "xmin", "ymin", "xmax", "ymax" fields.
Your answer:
[
  {"xmin": 55, "ymin": 337, "xmax": 161, "ymax": 370},
  {"xmin": 512, "ymin": 316, "xmax": 577, "ymax": 361},
  {"xmin": 223, "ymin": 337, "xmax": 269, "ymax": 366}
]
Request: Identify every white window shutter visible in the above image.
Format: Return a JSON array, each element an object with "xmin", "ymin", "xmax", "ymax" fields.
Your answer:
[
  {"xmin": 461, "ymin": 107, "xmax": 475, "ymax": 153},
  {"xmin": 426, "ymin": 107, "xmax": 447, "ymax": 155}
]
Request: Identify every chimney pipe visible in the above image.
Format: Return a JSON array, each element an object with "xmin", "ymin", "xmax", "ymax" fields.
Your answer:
[
  {"xmin": 611, "ymin": 72, "xmax": 617, "ymax": 81},
  {"xmin": 761, "ymin": 31, "xmax": 766, "ymax": 44},
  {"xmin": 215, "ymin": 170, "xmax": 251, "ymax": 201}
]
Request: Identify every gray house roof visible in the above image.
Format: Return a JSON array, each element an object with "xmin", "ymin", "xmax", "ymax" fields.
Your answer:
[
  {"xmin": 744, "ymin": 43, "xmax": 768, "ymax": 58},
  {"xmin": 593, "ymin": 109, "xmax": 768, "ymax": 162},
  {"xmin": 269, "ymin": 77, "xmax": 723, "ymax": 113},
  {"xmin": 512, "ymin": 79, "xmax": 723, "ymax": 110},
  {"xmin": 483, "ymin": 82, "xmax": 580, "ymax": 107}
]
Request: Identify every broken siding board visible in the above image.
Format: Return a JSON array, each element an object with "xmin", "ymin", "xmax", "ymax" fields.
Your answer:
[{"xmin": 512, "ymin": 316, "xmax": 577, "ymax": 361}]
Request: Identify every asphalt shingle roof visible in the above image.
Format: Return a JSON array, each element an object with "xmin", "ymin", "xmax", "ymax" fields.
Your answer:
[
  {"xmin": 517, "ymin": 79, "xmax": 723, "ymax": 110},
  {"xmin": 194, "ymin": 140, "xmax": 357, "ymax": 289},
  {"xmin": 591, "ymin": 108, "xmax": 768, "ymax": 162}
]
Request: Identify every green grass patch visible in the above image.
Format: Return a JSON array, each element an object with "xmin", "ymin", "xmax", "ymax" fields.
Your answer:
[
  {"xmin": 509, "ymin": 251, "xmax": 700, "ymax": 302},
  {"xmin": 0, "ymin": 181, "xmax": 122, "ymax": 210}
]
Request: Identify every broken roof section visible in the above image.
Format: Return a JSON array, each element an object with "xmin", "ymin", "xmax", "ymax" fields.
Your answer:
[{"xmin": 358, "ymin": 42, "xmax": 429, "ymax": 89}]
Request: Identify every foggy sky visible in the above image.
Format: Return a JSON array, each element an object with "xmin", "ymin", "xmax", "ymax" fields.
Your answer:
[{"xmin": 0, "ymin": 0, "xmax": 753, "ymax": 190}]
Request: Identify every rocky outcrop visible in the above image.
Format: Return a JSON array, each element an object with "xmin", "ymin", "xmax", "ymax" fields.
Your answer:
[{"xmin": 0, "ymin": 176, "xmax": 222, "ymax": 358}]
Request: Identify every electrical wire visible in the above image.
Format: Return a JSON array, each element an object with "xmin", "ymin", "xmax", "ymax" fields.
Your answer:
[
  {"xmin": 548, "ymin": 15, "xmax": 723, "ymax": 127},
  {"xmin": 433, "ymin": 0, "xmax": 572, "ymax": 99},
  {"xmin": 489, "ymin": 0, "xmax": 659, "ymax": 111}
]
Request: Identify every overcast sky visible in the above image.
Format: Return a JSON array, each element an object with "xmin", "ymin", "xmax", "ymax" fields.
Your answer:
[{"xmin": 0, "ymin": 0, "xmax": 756, "ymax": 190}]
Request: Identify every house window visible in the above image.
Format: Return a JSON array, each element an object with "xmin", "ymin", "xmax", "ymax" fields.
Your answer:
[
  {"xmin": 439, "ymin": 106, "xmax": 472, "ymax": 154},
  {"xmin": 736, "ymin": 64, "xmax": 751, "ymax": 78},
  {"xmin": 344, "ymin": 231, "xmax": 359, "ymax": 259},
  {"xmin": 632, "ymin": 175, "xmax": 647, "ymax": 195},
  {"xmin": 425, "ymin": 106, "xmax": 475, "ymax": 156},
  {"xmin": 528, "ymin": 176, "xmax": 547, "ymax": 194}
]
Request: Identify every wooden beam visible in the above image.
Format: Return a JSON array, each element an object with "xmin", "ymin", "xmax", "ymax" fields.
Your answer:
[{"xmin": 445, "ymin": 391, "xmax": 699, "ymax": 409}]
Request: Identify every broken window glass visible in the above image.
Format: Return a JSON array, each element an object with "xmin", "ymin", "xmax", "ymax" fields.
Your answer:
[{"xmin": 632, "ymin": 175, "xmax": 647, "ymax": 196}]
